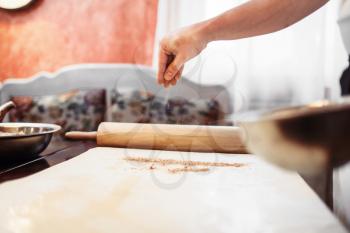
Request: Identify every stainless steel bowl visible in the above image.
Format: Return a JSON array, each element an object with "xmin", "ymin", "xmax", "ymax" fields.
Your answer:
[
  {"xmin": 235, "ymin": 98, "xmax": 350, "ymax": 175},
  {"xmin": 0, "ymin": 123, "xmax": 61, "ymax": 160}
]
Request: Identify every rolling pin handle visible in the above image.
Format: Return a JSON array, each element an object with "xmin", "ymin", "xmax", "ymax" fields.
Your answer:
[{"xmin": 65, "ymin": 131, "xmax": 98, "ymax": 141}]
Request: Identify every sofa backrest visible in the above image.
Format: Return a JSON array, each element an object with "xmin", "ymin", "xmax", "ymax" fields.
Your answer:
[{"xmin": 0, "ymin": 63, "xmax": 233, "ymax": 121}]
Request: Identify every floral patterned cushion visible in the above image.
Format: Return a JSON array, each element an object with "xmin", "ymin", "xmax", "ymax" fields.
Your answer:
[
  {"xmin": 9, "ymin": 89, "xmax": 106, "ymax": 134},
  {"xmin": 111, "ymin": 90, "xmax": 152, "ymax": 123},
  {"xmin": 150, "ymin": 97, "xmax": 223, "ymax": 125},
  {"xmin": 111, "ymin": 90, "xmax": 224, "ymax": 125}
]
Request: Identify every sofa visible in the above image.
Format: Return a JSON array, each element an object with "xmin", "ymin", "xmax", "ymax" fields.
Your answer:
[{"xmin": 0, "ymin": 64, "xmax": 234, "ymax": 135}]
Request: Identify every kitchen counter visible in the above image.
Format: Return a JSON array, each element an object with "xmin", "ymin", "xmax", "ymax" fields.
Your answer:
[
  {"xmin": 0, "ymin": 147, "xmax": 346, "ymax": 233},
  {"xmin": 0, "ymin": 140, "xmax": 96, "ymax": 183}
]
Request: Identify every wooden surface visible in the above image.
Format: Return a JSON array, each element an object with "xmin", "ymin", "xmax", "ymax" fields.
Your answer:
[
  {"xmin": 66, "ymin": 122, "xmax": 247, "ymax": 154},
  {"xmin": 0, "ymin": 147, "xmax": 346, "ymax": 233}
]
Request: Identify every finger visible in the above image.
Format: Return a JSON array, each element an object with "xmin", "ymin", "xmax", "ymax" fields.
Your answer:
[
  {"xmin": 167, "ymin": 66, "xmax": 183, "ymax": 87},
  {"xmin": 170, "ymin": 79, "xmax": 177, "ymax": 86},
  {"xmin": 164, "ymin": 81, "xmax": 170, "ymax": 88},
  {"xmin": 169, "ymin": 68, "xmax": 181, "ymax": 87},
  {"xmin": 157, "ymin": 48, "xmax": 170, "ymax": 85},
  {"xmin": 162, "ymin": 55, "xmax": 175, "ymax": 86},
  {"xmin": 163, "ymin": 57, "xmax": 176, "ymax": 88},
  {"xmin": 164, "ymin": 55, "xmax": 185, "ymax": 81},
  {"xmin": 174, "ymin": 66, "xmax": 184, "ymax": 81},
  {"xmin": 165, "ymin": 78, "xmax": 173, "ymax": 87},
  {"xmin": 158, "ymin": 47, "xmax": 175, "ymax": 85}
]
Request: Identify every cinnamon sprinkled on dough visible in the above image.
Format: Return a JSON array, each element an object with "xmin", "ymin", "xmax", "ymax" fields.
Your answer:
[
  {"xmin": 125, "ymin": 157, "xmax": 244, "ymax": 168},
  {"xmin": 168, "ymin": 167, "xmax": 210, "ymax": 174}
]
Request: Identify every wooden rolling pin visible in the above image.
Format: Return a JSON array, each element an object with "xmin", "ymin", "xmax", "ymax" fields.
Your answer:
[{"xmin": 65, "ymin": 122, "xmax": 247, "ymax": 154}]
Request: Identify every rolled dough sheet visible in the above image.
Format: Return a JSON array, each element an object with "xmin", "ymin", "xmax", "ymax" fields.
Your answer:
[{"xmin": 0, "ymin": 147, "xmax": 346, "ymax": 233}]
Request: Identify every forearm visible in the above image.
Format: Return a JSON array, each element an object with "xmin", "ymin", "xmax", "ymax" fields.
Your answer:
[
  {"xmin": 196, "ymin": 0, "xmax": 329, "ymax": 43},
  {"xmin": 157, "ymin": 0, "xmax": 329, "ymax": 86}
]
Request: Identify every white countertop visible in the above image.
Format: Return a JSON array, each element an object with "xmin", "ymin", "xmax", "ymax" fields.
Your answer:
[{"xmin": 0, "ymin": 147, "xmax": 347, "ymax": 233}]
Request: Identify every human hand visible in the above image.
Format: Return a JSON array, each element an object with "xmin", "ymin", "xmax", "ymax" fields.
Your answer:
[{"xmin": 157, "ymin": 25, "xmax": 208, "ymax": 88}]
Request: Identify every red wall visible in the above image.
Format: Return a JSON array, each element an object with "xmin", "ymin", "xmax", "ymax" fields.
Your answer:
[{"xmin": 0, "ymin": 0, "xmax": 158, "ymax": 82}]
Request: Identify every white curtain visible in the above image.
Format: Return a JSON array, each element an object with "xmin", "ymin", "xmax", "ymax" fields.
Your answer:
[{"xmin": 153, "ymin": 0, "xmax": 349, "ymax": 111}]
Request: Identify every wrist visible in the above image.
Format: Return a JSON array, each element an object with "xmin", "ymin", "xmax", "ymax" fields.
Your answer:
[
  {"xmin": 190, "ymin": 21, "xmax": 213, "ymax": 48},
  {"xmin": 193, "ymin": 19, "xmax": 217, "ymax": 45}
]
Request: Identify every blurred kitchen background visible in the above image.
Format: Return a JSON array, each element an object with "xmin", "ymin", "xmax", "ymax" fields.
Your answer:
[
  {"xmin": 0, "ymin": 0, "xmax": 348, "ymax": 109},
  {"xmin": 154, "ymin": 0, "xmax": 348, "ymax": 110}
]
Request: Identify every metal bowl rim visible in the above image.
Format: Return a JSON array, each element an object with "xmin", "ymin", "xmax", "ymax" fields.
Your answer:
[
  {"xmin": 234, "ymin": 98, "xmax": 350, "ymax": 124},
  {"xmin": 0, "ymin": 123, "xmax": 61, "ymax": 139}
]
